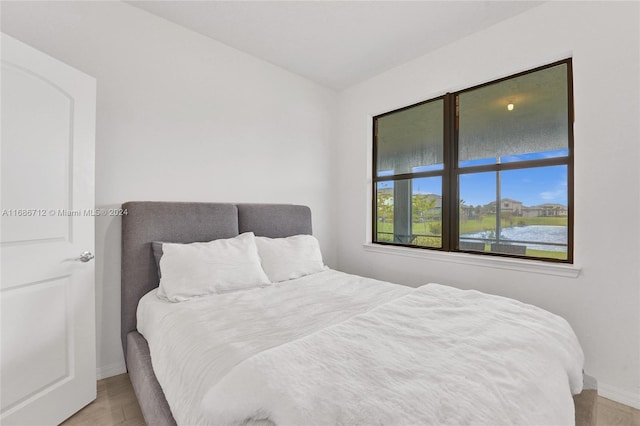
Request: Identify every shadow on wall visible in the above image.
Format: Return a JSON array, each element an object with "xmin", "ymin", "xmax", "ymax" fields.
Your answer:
[{"xmin": 95, "ymin": 203, "xmax": 125, "ymax": 377}]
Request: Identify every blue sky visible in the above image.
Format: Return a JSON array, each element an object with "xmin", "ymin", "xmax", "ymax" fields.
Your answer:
[
  {"xmin": 378, "ymin": 151, "xmax": 569, "ymax": 208},
  {"xmin": 459, "ymin": 165, "xmax": 568, "ymax": 207},
  {"xmin": 459, "ymin": 150, "xmax": 569, "ymax": 207}
]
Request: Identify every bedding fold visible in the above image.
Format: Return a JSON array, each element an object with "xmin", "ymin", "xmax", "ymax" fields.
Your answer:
[
  {"xmin": 201, "ymin": 283, "xmax": 583, "ymax": 426},
  {"xmin": 137, "ymin": 269, "xmax": 412, "ymax": 425}
]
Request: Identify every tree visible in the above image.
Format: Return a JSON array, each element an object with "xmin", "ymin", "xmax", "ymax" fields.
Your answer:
[
  {"xmin": 412, "ymin": 194, "xmax": 436, "ymax": 235},
  {"xmin": 377, "ymin": 192, "xmax": 393, "ymax": 231},
  {"xmin": 460, "ymin": 199, "xmax": 467, "ymax": 223}
]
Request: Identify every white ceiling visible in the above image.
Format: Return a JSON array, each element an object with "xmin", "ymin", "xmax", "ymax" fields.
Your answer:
[{"xmin": 127, "ymin": 1, "xmax": 543, "ymax": 90}]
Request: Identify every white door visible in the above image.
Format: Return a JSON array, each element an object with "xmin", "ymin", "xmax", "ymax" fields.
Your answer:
[{"xmin": 1, "ymin": 34, "xmax": 96, "ymax": 425}]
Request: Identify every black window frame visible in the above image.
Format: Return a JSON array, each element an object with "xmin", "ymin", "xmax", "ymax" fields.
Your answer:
[{"xmin": 372, "ymin": 58, "xmax": 574, "ymax": 264}]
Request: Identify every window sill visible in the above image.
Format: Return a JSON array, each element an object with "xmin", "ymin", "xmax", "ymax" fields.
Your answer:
[{"xmin": 362, "ymin": 243, "xmax": 581, "ymax": 278}]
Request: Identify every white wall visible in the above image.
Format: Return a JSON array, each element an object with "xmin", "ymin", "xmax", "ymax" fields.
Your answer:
[
  {"xmin": 335, "ymin": 2, "xmax": 640, "ymax": 407},
  {"xmin": 1, "ymin": 1, "xmax": 337, "ymax": 379}
]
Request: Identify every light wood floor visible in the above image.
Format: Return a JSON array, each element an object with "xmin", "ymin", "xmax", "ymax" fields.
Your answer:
[
  {"xmin": 61, "ymin": 374, "xmax": 144, "ymax": 426},
  {"xmin": 63, "ymin": 373, "xmax": 640, "ymax": 426}
]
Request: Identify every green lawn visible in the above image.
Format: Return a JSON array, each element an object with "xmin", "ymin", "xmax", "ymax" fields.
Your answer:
[
  {"xmin": 459, "ymin": 215, "xmax": 567, "ymax": 234},
  {"xmin": 376, "ymin": 215, "xmax": 568, "ymax": 260},
  {"xmin": 525, "ymin": 249, "xmax": 567, "ymax": 260},
  {"xmin": 378, "ymin": 215, "xmax": 567, "ymax": 235}
]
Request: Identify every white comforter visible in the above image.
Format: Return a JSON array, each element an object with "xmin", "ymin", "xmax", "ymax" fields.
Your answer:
[{"xmin": 137, "ymin": 269, "xmax": 584, "ymax": 426}]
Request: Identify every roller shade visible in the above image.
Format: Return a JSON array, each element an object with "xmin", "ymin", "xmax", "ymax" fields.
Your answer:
[
  {"xmin": 458, "ymin": 63, "xmax": 568, "ymax": 163},
  {"xmin": 376, "ymin": 99, "xmax": 443, "ymax": 175}
]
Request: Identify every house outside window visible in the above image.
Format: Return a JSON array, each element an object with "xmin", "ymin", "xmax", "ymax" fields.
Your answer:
[{"xmin": 373, "ymin": 59, "xmax": 573, "ymax": 263}]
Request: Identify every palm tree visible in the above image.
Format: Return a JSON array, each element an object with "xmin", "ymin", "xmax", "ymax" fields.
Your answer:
[{"xmin": 460, "ymin": 199, "xmax": 467, "ymax": 223}]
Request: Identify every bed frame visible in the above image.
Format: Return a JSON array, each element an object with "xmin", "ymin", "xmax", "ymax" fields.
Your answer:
[
  {"xmin": 121, "ymin": 201, "xmax": 596, "ymax": 426},
  {"xmin": 121, "ymin": 201, "xmax": 313, "ymax": 426}
]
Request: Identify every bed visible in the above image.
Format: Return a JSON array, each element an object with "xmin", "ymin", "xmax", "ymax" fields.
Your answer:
[{"xmin": 121, "ymin": 201, "xmax": 596, "ymax": 426}]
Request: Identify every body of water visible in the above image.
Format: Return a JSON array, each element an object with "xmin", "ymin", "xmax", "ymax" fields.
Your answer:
[{"xmin": 461, "ymin": 225, "xmax": 567, "ymax": 252}]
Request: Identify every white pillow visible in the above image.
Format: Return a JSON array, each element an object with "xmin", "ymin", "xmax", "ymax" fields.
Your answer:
[
  {"xmin": 255, "ymin": 235, "xmax": 324, "ymax": 283},
  {"xmin": 157, "ymin": 232, "xmax": 270, "ymax": 302}
]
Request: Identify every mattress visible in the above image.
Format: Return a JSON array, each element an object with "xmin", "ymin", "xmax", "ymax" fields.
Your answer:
[{"xmin": 137, "ymin": 269, "xmax": 584, "ymax": 425}]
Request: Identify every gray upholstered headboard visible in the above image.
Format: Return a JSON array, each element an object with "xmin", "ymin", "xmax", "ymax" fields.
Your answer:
[{"xmin": 120, "ymin": 201, "xmax": 312, "ymax": 357}]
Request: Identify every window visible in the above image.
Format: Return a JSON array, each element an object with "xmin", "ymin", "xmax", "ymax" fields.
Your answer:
[{"xmin": 373, "ymin": 59, "xmax": 573, "ymax": 263}]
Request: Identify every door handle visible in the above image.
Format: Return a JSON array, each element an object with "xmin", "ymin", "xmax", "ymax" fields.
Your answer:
[{"xmin": 77, "ymin": 251, "xmax": 95, "ymax": 263}]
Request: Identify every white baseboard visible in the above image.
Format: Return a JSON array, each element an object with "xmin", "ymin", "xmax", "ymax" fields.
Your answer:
[
  {"xmin": 598, "ymin": 382, "xmax": 640, "ymax": 409},
  {"xmin": 96, "ymin": 362, "xmax": 126, "ymax": 380}
]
